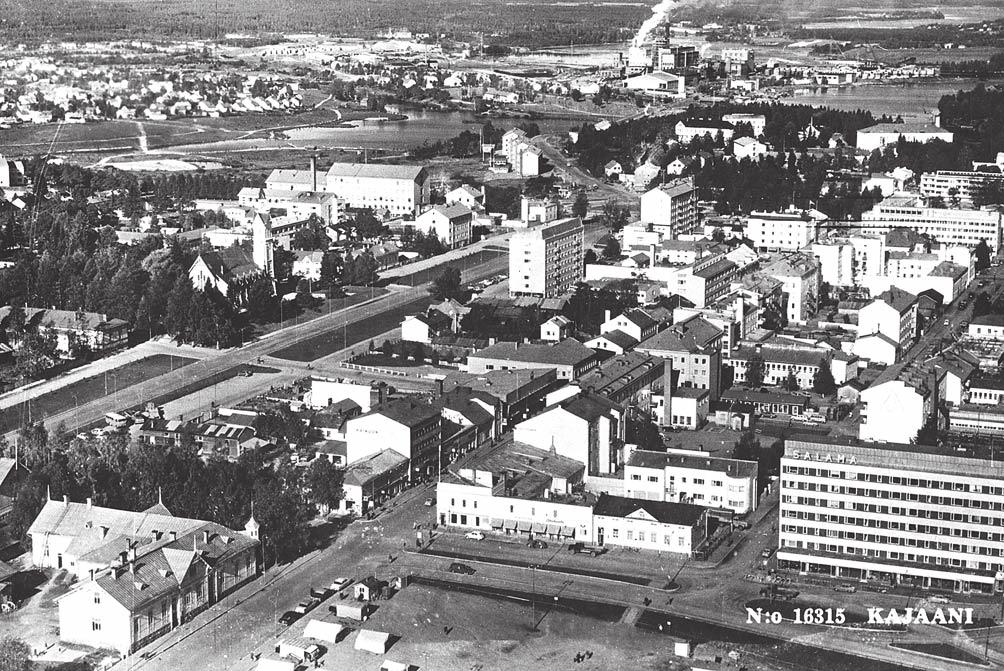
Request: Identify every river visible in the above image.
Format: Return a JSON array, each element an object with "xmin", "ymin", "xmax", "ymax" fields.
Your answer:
[{"xmin": 162, "ymin": 79, "xmax": 995, "ymax": 157}]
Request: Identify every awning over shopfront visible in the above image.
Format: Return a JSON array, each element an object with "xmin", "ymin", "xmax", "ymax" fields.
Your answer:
[
  {"xmin": 490, "ymin": 518, "xmax": 504, "ymax": 528},
  {"xmin": 560, "ymin": 526, "xmax": 575, "ymax": 538},
  {"xmin": 516, "ymin": 521, "xmax": 531, "ymax": 532}
]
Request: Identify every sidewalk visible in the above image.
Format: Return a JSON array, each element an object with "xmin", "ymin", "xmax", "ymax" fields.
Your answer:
[
  {"xmin": 0, "ymin": 339, "xmax": 215, "ymax": 410},
  {"xmin": 380, "ymin": 230, "xmax": 511, "ymax": 280}
]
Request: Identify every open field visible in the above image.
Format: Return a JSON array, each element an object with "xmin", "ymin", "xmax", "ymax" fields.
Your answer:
[
  {"xmin": 0, "ymin": 107, "xmax": 349, "ymax": 155},
  {"xmin": 269, "ymin": 295, "xmax": 435, "ymax": 361},
  {"xmin": 0, "ymin": 354, "xmax": 196, "ymax": 432}
]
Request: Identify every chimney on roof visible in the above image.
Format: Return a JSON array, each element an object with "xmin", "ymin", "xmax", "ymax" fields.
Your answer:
[
  {"xmin": 100, "ymin": 525, "xmax": 109, "ymax": 539},
  {"xmin": 604, "ymin": 310, "xmax": 611, "ymax": 324},
  {"xmin": 170, "ymin": 531, "xmax": 177, "ymax": 542},
  {"xmin": 63, "ymin": 495, "xmax": 68, "ymax": 505},
  {"xmin": 650, "ymin": 243, "xmax": 657, "ymax": 269},
  {"xmin": 203, "ymin": 530, "xmax": 211, "ymax": 544},
  {"xmin": 86, "ymin": 497, "xmax": 92, "ymax": 508},
  {"xmin": 129, "ymin": 561, "xmax": 135, "ymax": 575},
  {"xmin": 129, "ymin": 546, "xmax": 137, "ymax": 563}
]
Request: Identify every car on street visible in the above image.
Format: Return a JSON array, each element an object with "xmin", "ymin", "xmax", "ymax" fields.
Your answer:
[
  {"xmin": 733, "ymin": 520, "xmax": 751, "ymax": 530},
  {"xmin": 328, "ymin": 577, "xmax": 351, "ymax": 592},
  {"xmin": 295, "ymin": 597, "xmax": 320, "ymax": 614},
  {"xmin": 424, "ymin": 498, "xmax": 434, "ymax": 507},
  {"xmin": 309, "ymin": 586, "xmax": 332, "ymax": 600},
  {"xmin": 527, "ymin": 539, "xmax": 548, "ymax": 549},
  {"xmin": 568, "ymin": 542, "xmax": 607, "ymax": 556},
  {"xmin": 448, "ymin": 562, "xmax": 476, "ymax": 575},
  {"xmin": 760, "ymin": 548, "xmax": 775, "ymax": 559},
  {"xmin": 834, "ymin": 584, "xmax": 857, "ymax": 593},
  {"xmin": 464, "ymin": 531, "xmax": 485, "ymax": 541},
  {"xmin": 929, "ymin": 595, "xmax": 951, "ymax": 604},
  {"xmin": 278, "ymin": 611, "xmax": 301, "ymax": 626}
]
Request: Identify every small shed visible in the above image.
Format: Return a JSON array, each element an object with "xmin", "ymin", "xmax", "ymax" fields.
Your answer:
[
  {"xmin": 380, "ymin": 661, "xmax": 409, "ymax": 671},
  {"xmin": 303, "ymin": 619, "xmax": 345, "ymax": 644},
  {"xmin": 355, "ymin": 629, "xmax": 393, "ymax": 655},
  {"xmin": 276, "ymin": 637, "xmax": 322, "ymax": 662},
  {"xmin": 256, "ymin": 659, "xmax": 295, "ymax": 671},
  {"xmin": 333, "ymin": 602, "xmax": 372, "ymax": 621},
  {"xmin": 354, "ymin": 576, "xmax": 387, "ymax": 601}
]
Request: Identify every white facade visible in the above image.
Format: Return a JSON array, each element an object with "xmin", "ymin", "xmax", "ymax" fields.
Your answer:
[
  {"xmin": 968, "ymin": 316, "xmax": 1004, "ymax": 340},
  {"xmin": 859, "ymin": 379, "xmax": 930, "ymax": 443},
  {"xmin": 640, "ymin": 180, "xmax": 699, "ymax": 239},
  {"xmin": 856, "ymin": 124, "xmax": 954, "ymax": 151},
  {"xmin": 722, "ymin": 113, "xmax": 766, "ymax": 137},
  {"xmin": 308, "ymin": 378, "xmax": 372, "ymax": 411},
  {"xmin": 733, "ymin": 137, "xmax": 768, "ymax": 160},
  {"xmin": 810, "ymin": 241, "xmax": 854, "ymax": 288},
  {"xmin": 509, "ymin": 217, "xmax": 584, "ymax": 298},
  {"xmin": 415, "ymin": 204, "xmax": 473, "ymax": 248},
  {"xmin": 779, "ymin": 437, "xmax": 1004, "ymax": 594},
  {"xmin": 624, "ymin": 449, "xmax": 756, "ymax": 514},
  {"xmin": 858, "ymin": 293, "xmax": 916, "ymax": 347},
  {"xmin": 324, "ymin": 163, "xmax": 429, "ymax": 217},
  {"xmin": 746, "ymin": 211, "xmax": 819, "ymax": 252},
  {"xmin": 861, "ymin": 199, "xmax": 1003, "ymax": 253}
]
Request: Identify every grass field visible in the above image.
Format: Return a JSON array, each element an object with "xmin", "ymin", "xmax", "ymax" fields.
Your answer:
[
  {"xmin": 0, "ymin": 107, "xmax": 348, "ymax": 155},
  {"xmin": 270, "ymin": 295, "xmax": 435, "ymax": 362},
  {"xmin": 0, "ymin": 354, "xmax": 196, "ymax": 432}
]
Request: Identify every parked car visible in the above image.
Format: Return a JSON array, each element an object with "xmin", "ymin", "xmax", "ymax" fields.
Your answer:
[
  {"xmin": 760, "ymin": 548, "xmax": 775, "ymax": 559},
  {"xmin": 527, "ymin": 539, "xmax": 548, "ymax": 549},
  {"xmin": 295, "ymin": 597, "xmax": 320, "ymax": 614},
  {"xmin": 309, "ymin": 587, "xmax": 332, "ymax": 600},
  {"xmin": 278, "ymin": 611, "xmax": 301, "ymax": 625},
  {"xmin": 448, "ymin": 562, "xmax": 476, "ymax": 575},
  {"xmin": 465, "ymin": 531, "xmax": 485, "ymax": 541},
  {"xmin": 424, "ymin": 498, "xmax": 435, "ymax": 507},
  {"xmin": 929, "ymin": 595, "xmax": 950, "ymax": 604},
  {"xmin": 834, "ymin": 584, "xmax": 857, "ymax": 593},
  {"xmin": 328, "ymin": 577, "xmax": 351, "ymax": 592},
  {"xmin": 733, "ymin": 520, "xmax": 751, "ymax": 530},
  {"xmin": 568, "ymin": 542, "xmax": 607, "ymax": 557}
]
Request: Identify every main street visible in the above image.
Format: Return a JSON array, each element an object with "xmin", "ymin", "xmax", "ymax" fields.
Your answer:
[{"xmin": 1, "ymin": 253, "xmax": 508, "ymax": 444}]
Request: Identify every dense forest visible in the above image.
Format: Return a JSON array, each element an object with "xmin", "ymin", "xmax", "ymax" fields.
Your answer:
[{"xmin": 0, "ymin": 0, "xmax": 647, "ymax": 47}]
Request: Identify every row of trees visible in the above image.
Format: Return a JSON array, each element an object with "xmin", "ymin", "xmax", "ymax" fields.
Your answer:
[
  {"xmin": 1, "ymin": 421, "xmax": 342, "ymax": 566},
  {"xmin": 741, "ymin": 353, "xmax": 836, "ymax": 395}
]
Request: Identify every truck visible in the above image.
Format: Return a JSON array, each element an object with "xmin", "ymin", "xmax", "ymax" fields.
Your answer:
[
  {"xmin": 568, "ymin": 542, "xmax": 607, "ymax": 557},
  {"xmin": 276, "ymin": 638, "xmax": 322, "ymax": 663}
]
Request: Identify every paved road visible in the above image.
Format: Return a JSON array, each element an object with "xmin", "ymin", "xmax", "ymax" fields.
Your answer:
[
  {"xmin": 2, "ymin": 255, "xmax": 508, "ymax": 443},
  {"xmin": 531, "ymin": 134, "xmax": 640, "ymax": 211}
]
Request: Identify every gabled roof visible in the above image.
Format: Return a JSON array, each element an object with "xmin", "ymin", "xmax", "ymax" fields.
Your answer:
[
  {"xmin": 592, "ymin": 494, "xmax": 706, "ymax": 526},
  {"xmin": 874, "ymin": 286, "xmax": 917, "ymax": 314},
  {"xmin": 636, "ymin": 316, "xmax": 721, "ymax": 354},
  {"xmin": 326, "ymin": 162, "xmax": 425, "ymax": 181},
  {"xmin": 620, "ymin": 308, "xmax": 658, "ymax": 330},
  {"xmin": 591, "ymin": 329, "xmax": 639, "ymax": 351},
  {"xmin": 343, "ymin": 449, "xmax": 409, "ymax": 487},
  {"xmin": 0, "ymin": 458, "xmax": 16, "ymax": 488},
  {"xmin": 856, "ymin": 331, "xmax": 900, "ymax": 348},
  {"xmin": 194, "ymin": 246, "xmax": 260, "ymax": 283},
  {"xmin": 971, "ymin": 313, "xmax": 1004, "ymax": 327},
  {"xmin": 365, "ymin": 397, "xmax": 441, "ymax": 428},
  {"xmin": 556, "ymin": 392, "xmax": 622, "ymax": 422},
  {"xmin": 471, "ymin": 338, "xmax": 595, "ymax": 368}
]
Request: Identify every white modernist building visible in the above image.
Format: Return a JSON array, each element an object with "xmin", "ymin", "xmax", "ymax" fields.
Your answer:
[
  {"xmin": 745, "ymin": 210, "xmax": 822, "ymax": 252},
  {"xmin": 861, "ymin": 196, "xmax": 1003, "ymax": 253},
  {"xmin": 640, "ymin": 180, "xmax": 699, "ymax": 239},
  {"xmin": 623, "ymin": 448, "xmax": 758, "ymax": 514},
  {"xmin": 855, "ymin": 122, "xmax": 954, "ymax": 152},
  {"xmin": 509, "ymin": 217, "xmax": 584, "ymax": 298},
  {"xmin": 779, "ymin": 436, "xmax": 1004, "ymax": 594}
]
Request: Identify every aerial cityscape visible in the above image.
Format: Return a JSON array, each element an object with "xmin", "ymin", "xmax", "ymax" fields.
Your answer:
[{"xmin": 0, "ymin": 0, "xmax": 1003, "ymax": 669}]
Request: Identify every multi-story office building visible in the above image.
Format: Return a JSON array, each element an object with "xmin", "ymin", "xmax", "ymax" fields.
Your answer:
[
  {"xmin": 344, "ymin": 398, "xmax": 442, "ymax": 478},
  {"xmin": 640, "ymin": 180, "xmax": 699, "ymax": 239},
  {"xmin": 779, "ymin": 435, "xmax": 1004, "ymax": 594},
  {"xmin": 624, "ymin": 448, "xmax": 758, "ymax": 514},
  {"xmin": 861, "ymin": 196, "xmax": 1003, "ymax": 252},
  {"xmin": 415, "ymin": 203, "xmax": 473, "ymax": 249},
  {"xmin": 509, "ymin": 217, "xmax": 584, "ymax": 298},
  {"xmin": 920, "ymin": 170, "xmax": 1004, "ymax": 207},
  {"xmin": 746, "ymin": 210, "xmax": 822, "ymax": 252}
]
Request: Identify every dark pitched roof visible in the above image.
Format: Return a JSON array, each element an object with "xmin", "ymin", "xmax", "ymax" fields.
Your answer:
[
  {"xmin": 627, "ymin": 449, "xmax": 757, "ymax": 478},
  {"xmin": 592, "ymin": 329, "xmax": 639, "ymax": 350},
  {"xmin": 196, "ymin": 246, "xmax": 260, "ymax": 282},
  {"xmin": 369, "ymin": 398, "xmax": 441, "ymax": 427},
  {"xmin": 637, "ymin": 316, "xmax": 721, "ymax": 354},
  {"xmin": 557, "ymin": 392, "xmax": 622, "ymax": 422},
  {"xmin": 471, "ymin": 338, "xmax": 595, "ymax": 368},
  {"xmin": 875, "ymin": 286, "xmax": 917, "ymax": 314},
  {"xmin": 592, "ymin": 494, "xmax": 706, "ymax": 526}
]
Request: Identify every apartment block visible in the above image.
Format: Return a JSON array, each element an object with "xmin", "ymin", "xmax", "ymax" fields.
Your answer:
[{"xmin": 509, "ymin": 217, "xmax": 584, "ymax": 298}]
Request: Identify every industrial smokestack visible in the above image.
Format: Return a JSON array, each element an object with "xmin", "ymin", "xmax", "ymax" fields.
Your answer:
[
  {"xmin": 650, "ymin": 243, "xmax": 657, "ymax": 269},
  {"xmin": 310, "ymin": 155, "xmax": 318, "ymax": 192}
]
